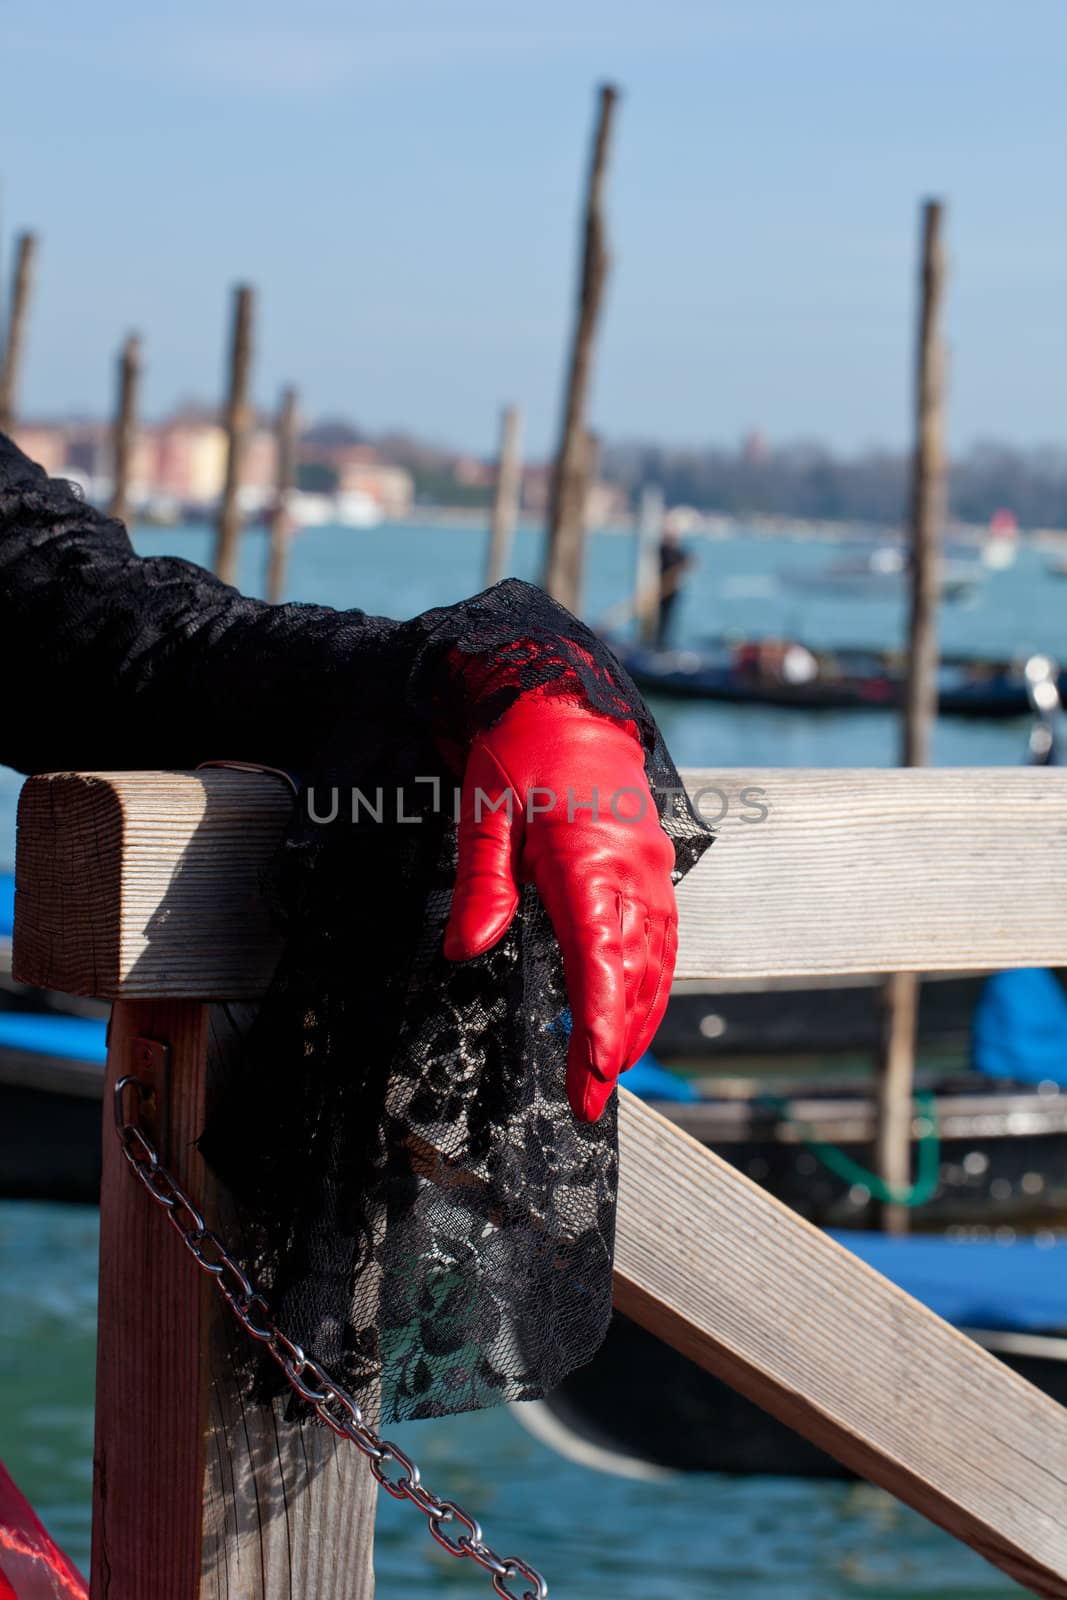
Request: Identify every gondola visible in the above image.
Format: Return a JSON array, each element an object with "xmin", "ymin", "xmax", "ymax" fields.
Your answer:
[
  {"xmin": 516, "ymin": 1236, "xmax": 1067, "ymax": 1479},
  {"xmin": 609, "ymin": 637, "xmax": 1047, "ymax": 718}
]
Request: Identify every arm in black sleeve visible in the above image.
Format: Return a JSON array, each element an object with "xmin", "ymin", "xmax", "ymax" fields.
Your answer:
[{"xmin": 0, "ymin": 432, "xmax": 409, "ymax": 776}]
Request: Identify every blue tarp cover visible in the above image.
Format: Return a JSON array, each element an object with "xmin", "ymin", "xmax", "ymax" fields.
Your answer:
[
  {"xmin": 0, "ymin": 1013, "xmax": 108, "ymax": 1063},
  {"xmin": 973, "ymin": 967, "xmax": 1067, "ymax": 1086},
  {"xmin": 831, "ymin": 1231, "xmax": 1067, "ymax": 1333},
  {"xmin": 0, "ymin": 987, "xmax": 1062, "ymax": 1335}
]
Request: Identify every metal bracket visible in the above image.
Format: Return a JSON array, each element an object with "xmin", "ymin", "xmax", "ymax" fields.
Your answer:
[{"xmin": 129, "ymin": 1037, "xmax": 171, "ymax": 1164}]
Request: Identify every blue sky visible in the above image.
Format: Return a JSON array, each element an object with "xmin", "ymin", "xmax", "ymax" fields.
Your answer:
[{"xmin": 2, "ymin": 0, "xmax": 1065, "ymax": 457}]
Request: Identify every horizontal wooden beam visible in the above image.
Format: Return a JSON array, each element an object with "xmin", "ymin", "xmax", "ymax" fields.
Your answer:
[
  {"xmin": 616, "ymin": 1089, "xmax": 1067, "ymax": 1597},
  {"xmin": 674, "ymin": 767, "xmax": 1067, "ymax": 977},
  {"xmin": 14, "ymin": 770, "xmax": 291, "ymax": 998},
  {"xmin": 14, "ymin": 768, "xmax": 1067, "ymax": 997}
]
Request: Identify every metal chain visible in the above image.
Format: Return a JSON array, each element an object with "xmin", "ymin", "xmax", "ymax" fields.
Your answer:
[{"xmin": 113, "ymin": 1074, "xmax": 548, "ymax": 1600}]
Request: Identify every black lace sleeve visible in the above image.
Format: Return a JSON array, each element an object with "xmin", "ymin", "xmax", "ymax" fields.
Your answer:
[
  {"xmin": 0, "ymin": 432, "xmax": 410, "ymax": 777},
  {"xmin": 1, "ymin": 429, "xmax": 713, "ymax": 1427}
]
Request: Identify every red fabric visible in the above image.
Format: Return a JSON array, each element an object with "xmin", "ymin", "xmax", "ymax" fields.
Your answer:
[
  {"xmin": 0, "ymin": 1463, "xmax": 86, "ymax": 1600},
  {"xmin": 444, "ymin": 697, "xmax": 677, "ymax": 1121}
]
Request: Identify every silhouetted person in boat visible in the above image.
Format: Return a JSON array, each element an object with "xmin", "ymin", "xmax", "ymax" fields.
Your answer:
[{"xmin": 656, "ymin": 526, "xmax": 692, "ymax": 649}]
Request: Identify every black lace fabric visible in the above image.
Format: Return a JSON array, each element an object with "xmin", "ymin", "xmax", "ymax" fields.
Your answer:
[{"xmin": 0, "ymin": 431, "xmax": 712, "ymax": 1423}]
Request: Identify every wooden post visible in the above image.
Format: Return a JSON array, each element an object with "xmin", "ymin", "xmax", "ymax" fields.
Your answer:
[
  {"xmin": 543, "ymin": 83, "xmax": 618, "ymax": 614},
  {"xmin": 634, "ymin": 484, "xmax": 664, "ymax": 644},
  {"xmin": 14, "ymin": 771, "xmax": 374, "ymax": 1599},
  {"xmin": 14, "ymin": 764, "xmax": 1067, "ymax": 1599},
  {"xmin": 266, "ymin": 385, "xmax": 298, "ymax": 605},
  {"xmin": 0, "ymin": 231, "xmax": 38, "ymax": 434},
  {"xmin": 875, "ymin": 199, "xmax": 947, "ymax": 1235},
  {"xmin": 108, "ymin": 334, "xmax": 142, "ymax": 526},
  {"xmin": 484, "ymin": 404, "xmax": 523, "ymax": 588},
  {"xmin": 213, "ymin": 284, "xmax": 255, "ymax": 588}
]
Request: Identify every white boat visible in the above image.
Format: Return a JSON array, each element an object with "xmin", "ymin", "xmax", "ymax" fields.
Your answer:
[{"xmin": 287, "ymin": 489, "xmax": 382, "ymax": 529}]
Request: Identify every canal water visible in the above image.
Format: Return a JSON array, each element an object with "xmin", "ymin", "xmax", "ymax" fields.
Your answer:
[{"xmin": 1, "ymin": 517, "xmax": 1054, "ymax": 1596}]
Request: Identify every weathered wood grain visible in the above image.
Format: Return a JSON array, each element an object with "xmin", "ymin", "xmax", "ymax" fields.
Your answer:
[
  {"xmin": 616, "ymin": 1088, "xmax": 1067, "ymax": 1598},
  {"xmin": 266, "ymin": 386, "xmax": 298, "ymax": 606},
  {"xmin": 108, "ymin": 332, "xmax": 142, "ymax": 528},
  {"xmin": 543, "ymin": 82, "xmax": 617, "ymax": 613},
  {"xmin": 14, "ymin": 769, "xmax": 292, "ymax": 999},
  {"xmin": 16, "ymin": 767, "xmax": 1067, "ymax": 997},
  {"xmin": 214, "ymin": 284, "xmax": 255, "ymax": 588},
  {"xmin": 92, "ymin": 998, "xmax": 376, "ymax": 1600},
  {"xmin": 876, "ymin": 197, "xmax": 948, "ymax": 1233},
  {"xmin": 0, "ymin": 231, "xmax": 37, "ymax": 432},
  {"xmin": 484, "ymin": 403, "xmax": 522, "ymax": 588}
]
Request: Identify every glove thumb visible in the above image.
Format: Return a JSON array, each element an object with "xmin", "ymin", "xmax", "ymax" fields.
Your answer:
[{"xmin": 444, "ymin": 742, "xmax": 522, "ymax": 960}]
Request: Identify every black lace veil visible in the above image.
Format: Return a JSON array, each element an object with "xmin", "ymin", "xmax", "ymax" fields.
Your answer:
[{"xmin": 199, "ymin": 581, "xmax": 712, "ymax": 1421}]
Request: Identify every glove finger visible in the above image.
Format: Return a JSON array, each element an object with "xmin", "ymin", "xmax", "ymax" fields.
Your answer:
[
  {"xmin": 624, "ymin": 914, "xmax": 677, "ymax": 1071},
  {"xmin": 444, "ymin": 752, "xmax": 521, "ymax": 960},
  {"xmin": 619, "ymin": 894, "xmax": 651, "ymax": 1062},
  {"xmin": 539, "ymin": 873, "xmax": 629, "ymax": 1122}
]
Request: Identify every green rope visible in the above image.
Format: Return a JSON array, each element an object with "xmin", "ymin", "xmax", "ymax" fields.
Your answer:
[{"xmin": 755, "ymin": 1088, "xmax": 941, "ymax": 1209}]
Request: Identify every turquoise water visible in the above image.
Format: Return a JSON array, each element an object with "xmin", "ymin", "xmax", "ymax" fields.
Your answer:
[
  {"xmin": 0, "ymin": 518, "xmax": 1052, "ymax": 1595},
  {"xmin": 0, "ymin": 1202, "xmax": 1027, "ymax": 1598}
]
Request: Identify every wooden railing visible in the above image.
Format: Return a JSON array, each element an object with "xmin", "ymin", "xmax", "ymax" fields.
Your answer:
[{"xmin": 14, "ymin": 767, "xmax": 1067, "ymax": 1600}]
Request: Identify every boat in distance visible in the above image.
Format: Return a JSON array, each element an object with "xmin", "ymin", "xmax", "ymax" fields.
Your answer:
[{"xmin": 608, "ymin": 635, "xmax": 1055, "ymax": 718}]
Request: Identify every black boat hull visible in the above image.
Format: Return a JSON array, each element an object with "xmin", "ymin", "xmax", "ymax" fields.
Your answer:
[{"xmin": 526, "ymin": 1313, "xmax": 1067, "ymax": 1478}]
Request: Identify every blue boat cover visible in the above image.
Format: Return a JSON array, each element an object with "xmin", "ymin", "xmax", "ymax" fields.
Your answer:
[
  {"xmin": 973, "ymin": 968, "xmax": 1067, "ymax": 1086},
  {"xmin": 0, "ymin": 998, "xmax": 1061, "ymax": 1336},
  {"xmin": 831, "ymin": 1231, "xmax": 1067, "ymax": 1333},
  {"xmin": 624, "ymin": 1052, "xmax": 699, "ymax": 1102},
  {"xmin": 0, "ymin": 872, "xmax": 13, "ymax": 941},
  {"xmin": 0, "ymin": 1012, "xmax": 108, "ymax": 1063}
]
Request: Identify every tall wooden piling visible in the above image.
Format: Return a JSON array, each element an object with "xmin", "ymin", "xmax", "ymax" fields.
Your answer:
[
  {"xmin": 109, "ymin": 333, "xmax": 142, "ymax": 526},
  {"xmin": 484, "ymin": 404, "xmax": 523, "ymax": 588},
  {"xmin": 634, "ymin": 483, "xmax": 664, "ymax": 643},
  {"xmin": 213, "ymin": 284, "xmax": 255, "ymax": 588},
  {"xmin": 875, "ymin": 199, "xmax": 947, "ymax": 1235},
  {"xmin": 266, "ymin": 385, "xmax": 298, "ymax": 605},
  {"xmin": 543, "ymin": 83, "xmax": 619, "ymax": 614},
  {"xmin": 0, "ymin": 231, "xmax": 38, "ymax": 434}
]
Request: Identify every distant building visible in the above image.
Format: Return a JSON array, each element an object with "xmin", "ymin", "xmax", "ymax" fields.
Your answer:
[
  {"xmin": 521, "ymin": 464, "xmax": 551, "ymax": 515},
  {"xmin": 335, "ymin": 457, "xmax": 414, "ymax": 519},
  {"xmin": 150, "ymin": 420, "xmax": 228, "ymax": 506},
  {"xmin": 454, "ymin": 456, "xmax": 493, "ymax": 490},
  {"xmin": 742, "ymin": 428, "xmax": 769, "ymax": 465},
  {"xmin": 11, "ymin": 425, "xmax": 67, "ymax": 476},
  {"xmin": 239, "ymin": 428, "xmax": 279, "ymax": 501},
  {"xmin": 586, "ymin": 479, "xmax": 628, "ymax": 529}
]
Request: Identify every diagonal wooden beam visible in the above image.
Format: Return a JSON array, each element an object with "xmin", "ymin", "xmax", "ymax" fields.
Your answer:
[{"xmin": 616, "ymin": 1089, "xmax": 1067, "ymax": 1599}]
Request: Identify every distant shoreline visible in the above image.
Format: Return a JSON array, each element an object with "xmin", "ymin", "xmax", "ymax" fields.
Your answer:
[{"xmin": 131, "ymin": 503, "xmax": 1067, "ymax": 548}]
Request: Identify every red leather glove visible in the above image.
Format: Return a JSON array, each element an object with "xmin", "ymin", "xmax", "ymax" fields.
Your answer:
[{"xmin": 443, "ymin": 696, "xmax": 677, "ymax": 1122}]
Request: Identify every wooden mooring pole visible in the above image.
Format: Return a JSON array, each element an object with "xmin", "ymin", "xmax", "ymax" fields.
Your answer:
[
  {"xmin": 484, "ymin": 403, "xmax": 523, "ymax": 588},
  {"xmin": 213, "ymin": 284, "xmax": 255, "ymax": 588},
  {"xmin": 634, "ymin": 483, "xmax": 664, "ymax": 644},
  {"xmin": 0, "ymin": 230, "xmax": 38, "ymax": 434},
  {"xmin": 266, "ymin": 385, "xmax": 298, "ymax": 605},
  {"xmin": 108, "ymin": 333, "xmax": 142, "ymax": 526},
  {"xmin": 875, "ymin": 199, "xmax": 947, "ymax": 1235},
  {"xmin": 543, "ymin": 83, "xmax": 618, "ymax": 614}
]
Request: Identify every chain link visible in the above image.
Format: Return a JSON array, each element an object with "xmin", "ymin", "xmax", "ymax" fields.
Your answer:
[{"xmin": 113, "ymin": 1075, "xmax": 547, "ymax": 1599}]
